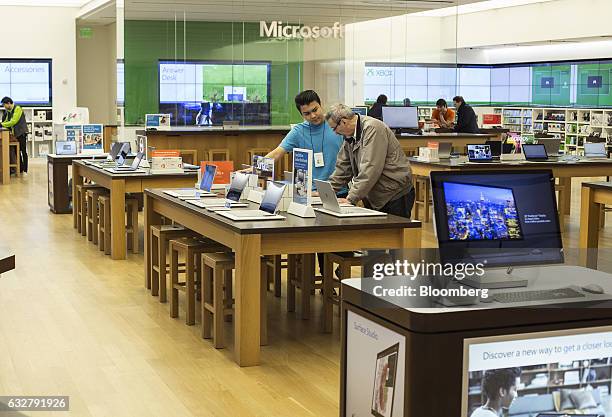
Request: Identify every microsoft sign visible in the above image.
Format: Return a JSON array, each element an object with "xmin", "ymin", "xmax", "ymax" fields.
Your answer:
[{"xmin": 260, "ymin": 21, "xmax": 343, "ymax": 39}]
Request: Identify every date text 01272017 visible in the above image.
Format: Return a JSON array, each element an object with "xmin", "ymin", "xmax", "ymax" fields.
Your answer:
[{"xmin": 0, "ymin": 396, "xmax": 69, "ymax": 411}]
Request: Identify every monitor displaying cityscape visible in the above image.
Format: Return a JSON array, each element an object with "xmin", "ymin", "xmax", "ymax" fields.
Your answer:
[
  {"xmin": 0, "ymin": 59, "xmax": 52, "ymax": 105},
  {"xmin": 364, "ymin": 59, "xmax": 612, "ymax": 107},
  {"xmin": 443, "ymin": 182, "xmax": 522, "ymax": 241},
  {"xmin": 158, "ymin": 60, "xmax": 271, "ymax": 126}
]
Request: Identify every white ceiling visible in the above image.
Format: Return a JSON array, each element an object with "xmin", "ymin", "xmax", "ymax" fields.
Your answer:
[{"xmin": 78, "ymin": 0, "xmax": 492, "ymax": 26}]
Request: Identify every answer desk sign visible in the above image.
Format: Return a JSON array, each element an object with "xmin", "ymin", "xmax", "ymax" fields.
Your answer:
[{"xmin": 259, "ymin": 21, "xmax": 343, "ymax": 40}]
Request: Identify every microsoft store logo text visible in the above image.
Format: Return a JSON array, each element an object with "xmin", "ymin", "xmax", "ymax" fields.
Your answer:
[{"xmin": 260, "ymin": 21, "xmax": 343, "ymax": 39}]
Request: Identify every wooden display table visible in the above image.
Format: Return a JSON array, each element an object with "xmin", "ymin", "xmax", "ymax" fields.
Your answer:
[
  {"xmin": 72, "ymin": 161, "xmax": 198, "ymax": 260},
  {"xmin": 144, "ymin": 189, "xmax": 422, "ymax": 366},
  {"xmin": 579, "ymin": 181, "xmax": 612, "ymax": 268}
]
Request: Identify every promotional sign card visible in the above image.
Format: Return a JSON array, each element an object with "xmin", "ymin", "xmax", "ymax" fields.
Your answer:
[
  {"xmin": 200, "ymin": 161, "xmax": 234, "ymax": 184},
  {"xmin": 288, "ymin": 148, "xmax": 315, "ymax": 217},
  {"xmin": 145, "ymin": 114, "xmax": 171, "ymax": 131},
  {"xmin": 64, "ymin": 124, "xmax": 83, "ymax": 153},
  {"xmin": 150, "ymin": 150, "xmax": 183, "ymax": 174},
  {"xmin": 252, "ymin": 155, "xmax": 275, "ymax": 179},
  {"xmin": 81, "ymin": 124, "xmax": 104, "ymax": 154},
  {"xmin": 137, "ymin": 135, "xmax": 148, "ymax": 159}
]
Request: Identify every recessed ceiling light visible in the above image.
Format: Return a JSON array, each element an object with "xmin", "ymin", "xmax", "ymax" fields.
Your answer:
[{"xmin": 413, "ymin": 0, "xmax": 557, "ymax": 17}]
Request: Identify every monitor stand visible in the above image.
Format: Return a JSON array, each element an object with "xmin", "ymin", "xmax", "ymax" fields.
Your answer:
[{"xmin": 461, "ymin": 266, "xmax": 537, "ymax": 289}]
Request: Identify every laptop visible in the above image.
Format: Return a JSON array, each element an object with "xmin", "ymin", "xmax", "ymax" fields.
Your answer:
[
  {"xmin": 164, "ymin": 164, "xmax": 218, "ymax": 199},
  {"xmin": 522, "ymin": 144, "xmax": 549, "ymax": 162},
  {"xmin": 104, "ymin": 152, "xmax": 145, "ymax": 173},
  {"xmin": 467, "ymin": 144, "xmax": 493, "ymax": 163},
  {"xmin": 56, "ymin": 141, "xmax": 77, "ymax": 155},
  {"xmin": 313, "ymin": 180, "xmax": 386, "ymax": 217},
  {"xmin": 485, "ymin": 140, "xmax": 501, "ymax": 158},
  {"xmin": 187, "ymin": 171, "xmax": 251, "ymax": 209},
  {"xmin": 217, "ymin": 181, "xmax": 286, "ymax": 221},
  {"xmin": 584, "ymin": 142, "xmax": 608, "ymax": 159},
  {"xmin": 438, "ymin": 142, "xmax": 452, "ymax": 159},
  {"xmin": 537, "ymin": 138, "xmax": 561, "ymax": 157}
]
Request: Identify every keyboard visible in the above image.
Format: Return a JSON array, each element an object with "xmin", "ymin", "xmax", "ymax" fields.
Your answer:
[
  {"xmin": 340, "ymin": 207, "xmax": 371, "ymax": 214},
  {"xmin": 493, "ymin": 287, "xmax": 585, "ymax": 304},
  {"xmin": 230, "ymin": 210, "xmax": 275, "ymax": 217}
]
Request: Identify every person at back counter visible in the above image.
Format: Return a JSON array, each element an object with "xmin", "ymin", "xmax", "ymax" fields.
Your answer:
[
  {"xmin": 452, "ymin": 96, "xmax": 480, "ymax": 134},
  {"xmin": 430, "ymin": 98, "xmax": 455, "ymax": 128},
  {"xmin": 366, "ymin": 94, "xmax": 387, "ymax": 120}
]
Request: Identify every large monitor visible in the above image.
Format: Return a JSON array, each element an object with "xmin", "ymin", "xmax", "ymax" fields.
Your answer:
[
  {"xmin": 381, "ymin": 106, "xmax": 418, "ymax": 129},
  {"xmin": 431, "ymin": 170, "xmax": 563, "ymax": 268},
  {"xmin": 0, "ymin": 59, "xmax": 52, "ymax": 105},
  {"xmin": 158, "ymin": 60, "xmax": 271, "ymax": 126}
]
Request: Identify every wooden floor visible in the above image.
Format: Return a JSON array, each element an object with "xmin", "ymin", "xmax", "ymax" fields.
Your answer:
[{"xmin": 0, "ymin": 159, "xmax": 611, "ymax": 417}]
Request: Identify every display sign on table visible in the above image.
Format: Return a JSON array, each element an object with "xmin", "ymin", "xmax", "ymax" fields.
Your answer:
[
  {"xmin": 150, "ymin": 150, "xmax": 183, "ymax": 174},
  {"xmin": 81, "ymin": 124, "xmax": 104, "ymax": 154},
  {"xmin": 287, "ymin": 148, "xmax": 315, "ymax": 217}
]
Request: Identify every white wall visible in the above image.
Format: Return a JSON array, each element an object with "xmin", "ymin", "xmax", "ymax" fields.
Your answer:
[{"xmin": 0, "ymin": 6, "xmax": 77, "ymax": 120}]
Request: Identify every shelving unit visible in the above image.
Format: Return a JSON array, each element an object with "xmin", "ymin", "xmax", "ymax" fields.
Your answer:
[
  {"xmin": 493, "ymin": 106, "xmax": 612, "ymax": 155},
  {"xmin": 1, "ymin": 107, "xmax": 55, "ymax": 158}
]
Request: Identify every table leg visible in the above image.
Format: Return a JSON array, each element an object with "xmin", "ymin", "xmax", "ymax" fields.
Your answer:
[
  {"xmin": 559, "ymin": 177, "xmax": 572, "ymax": 216},
  {"xmin": 144, "ymin": 193, "xmax": 161, "ymax": 289},
  {"xmin": 1, "ymin": 132, "xmax": 9, "ymax": 185},
  {"xmin": 322, "ymin": 254, "xmax": 333, "ymax": 333},
  {"xmin": 579, "ymin": 186, "xmax": 601, "ymax": 269},
  {"xmin": 234, "ymin": 234, "xmax": 262, "ymax": 367},
  {"xmin": 110, "ymin": 179, "xmax": 127, "ymax": 260},
  {"xmin": 402, "ymin": 227, "xmax": 422, "ymax": 249},
  {"xmin": 72, "ymin": 163, "xmax": 83, "ymax": 229}
]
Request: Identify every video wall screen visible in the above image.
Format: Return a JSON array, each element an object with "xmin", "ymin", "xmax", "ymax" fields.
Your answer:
[
  {"xmin": 158, "ymin": 60, "xmax": 271, "ymax": 126},
  {"xmin": 365, "ymin": 59, "xmax": 612, "ymax": 107},
  {"xmin": 0, "ymin": 59, "xmax": 52, "ymax": 106}
]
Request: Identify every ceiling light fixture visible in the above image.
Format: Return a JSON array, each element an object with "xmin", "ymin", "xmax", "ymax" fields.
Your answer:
[{"xmin": 412, "ymin": 0, "xmax": 557, "ymax": 17}]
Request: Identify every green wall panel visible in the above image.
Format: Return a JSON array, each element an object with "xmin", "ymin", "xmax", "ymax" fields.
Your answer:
[{"xmin": 124, "ymin": 20, "xmax": 304, "ymax": 125}]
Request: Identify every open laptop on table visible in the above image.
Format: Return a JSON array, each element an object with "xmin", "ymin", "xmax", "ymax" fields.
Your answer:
[
  {"xmin": 522, "ymin": 144, "xmax": 550, "ymax": 162},
  {"xmin": 104, "ymin": 151, "xmax": 145, "ymax": 173},
  {"xmin": 484, "ymin": 140, "xmax": 501, "ymax": 159},
  {"xmin": 88, "ymin": 142, "xmax": 130, "ymax": 166},
  {"xmin": 583, "ymin": 142, "xmax": 608, "ymax": 160},
  {"xmin": 313, "ymin": 180, "xmax": 386, "ymax": 217},
  {"xmin": 164, "ymin": 164, "xmax": 217, "ymax": 199},
  {"xmin": 467, "ymin": 144, "xmax": 493, "ymax": 163},
  {"xmin": 187, "ymin": 171, "xmax": 249, "ymax": 209},
  {"xmin": 217, "ymin": 181, "xmax": 286, "ymax": 221},
  {"xmin": 438, "ymin": 142, "xmax": 452, "ymax": 159},
  {"xmin": 55, "ymin": 141, "xmax": 77, "ymax": 155},
  {"xmin": 537, "ymin": 137, "xmax": 561, "ymax": 157}
]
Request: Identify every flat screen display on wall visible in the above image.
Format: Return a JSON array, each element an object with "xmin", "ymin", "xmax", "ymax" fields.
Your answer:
[
  {"xmin": 365, "ymin": 59, "xmax": 612, "ymax": 108},
  {"xmin": 158, "ymin": 60, "xmax": 271, "ymax": 126},
  {"xmin": 0, "ymin": 59, "xmax": 52, "ymax": 106}
]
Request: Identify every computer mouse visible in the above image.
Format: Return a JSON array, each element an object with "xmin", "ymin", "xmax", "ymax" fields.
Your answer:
[{"xmin": 582, "ymin": 284, "xmax": 605, "ymax": 294}]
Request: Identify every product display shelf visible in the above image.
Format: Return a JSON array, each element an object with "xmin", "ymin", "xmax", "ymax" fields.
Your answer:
[{"xmin": 24, "ymin": 107, "xmax": 54, "ymax": 157}]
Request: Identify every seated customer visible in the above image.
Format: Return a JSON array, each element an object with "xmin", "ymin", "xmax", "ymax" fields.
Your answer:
[
  {"xmin": 470, "ymin": 368, "xmax": 521, "ymax": 417},
  {"xmin": 430, "ymin": 98, "xmax": 455, "ymax": 128},
  {"xmin": 453, "ymin": 96, "xmax": 480, "ymax": 134}
]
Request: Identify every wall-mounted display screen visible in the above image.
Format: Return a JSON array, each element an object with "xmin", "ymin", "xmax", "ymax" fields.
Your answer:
[
  {"xmin": 158, "ymin": 60, "xmax": 271, "ymax": 126},
  {"xmin": 117, "ymin": 61, "xmax": 124, "ymax": 105},
  {"xmin": 0, "ymin": 59, "xmax": 52, "ymax": 105},
  {"xmin": 365, "ymin": 59, "xmax": 612, "ymax": 108}
]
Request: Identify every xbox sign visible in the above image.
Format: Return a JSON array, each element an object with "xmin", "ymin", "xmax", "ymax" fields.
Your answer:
[{"xmin": 259, "ymin": 21, "xmax": 343, "ymax": 40}]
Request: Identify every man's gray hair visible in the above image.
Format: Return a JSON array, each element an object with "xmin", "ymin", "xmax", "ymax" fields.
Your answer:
[{"xmin": 325, "ymin": 104, "xmax": 355, "ymax": 124}]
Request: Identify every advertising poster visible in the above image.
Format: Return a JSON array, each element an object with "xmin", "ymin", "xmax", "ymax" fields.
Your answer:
[
  {"xmin": 145, "ymin": 114, "xmax": 171, "ymax": 130},
  {"xmin": 200, "ymin": 161, "xmax": 234, "ymax": 184},
  {"xmin": 464, "ymin": 328, "xmax": 612, "ymax": 417},
  {"xmin": 252, "ymin": 155, "xmax": 275, "ymax": 179},
  {"xmin": 292, "ymin": 148, "xmax": 312, "ymax": 206},
  {"xmin": 64, "ymin": 124, "xmax": 83, "ymax": 153},
  {"xmin": 345, "ymin": 311, "xmax": 405, "ymax": 417},
  {"xmin": 81, "ymin": 124, "xmax": 104, "ymax": 154}
]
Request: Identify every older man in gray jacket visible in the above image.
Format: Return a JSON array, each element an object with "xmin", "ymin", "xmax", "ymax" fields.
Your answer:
[{"xmin": 325, "ymin": 104, "xmax": 415, "ymax": 218}]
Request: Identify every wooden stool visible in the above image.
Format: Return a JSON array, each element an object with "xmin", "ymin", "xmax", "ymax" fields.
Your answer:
[
  {"xmin": 98, "ymin": 195, "xmax": 111, "ymax": 255},
  {"xmin": 207, "ymin": 149, "xmax": 230, "ymax": 161},
  {"xmin": 322, "ymin": 252, "xmax": 364, "ymax": 333},
  {"xmin": 287, "ymin": 254, "xmax": 321, "ymax": 319},
  {"xmin": 246, "ymin": 148, "xmax": 270, "ymax": 165},
  {"xmin": 179, "ymin": 150, "xmax": 198, "ymax": 165},
  {"xmin": 126, "ymin": 197, "xmax": 139, "ymax": 254},
  {"xmin": 263, "ymin": 255, "xmax": 284, "ymax": 297},
  {"xmin": 86, "ymin": 188, "xmax": 108, "ymax": 244},
  {"xmin": 8, "ymin": 141, "xmax": 19, "ymax": 174},
  {"xmin": 201, "ymin": 252, "xmax": 268, "ymax": 348},
  {"xmin": 169, "ymin": 237, "xmax": 228, "ymax": 325},
  {"xmin": 413, "ymin": 176, "xmax": 431, "ymax": 222},
  {"xmin": 149, "ymin": 225, "xmax": 196, "ymax": 299},
  {"xmin": 76, "ymin": 184, "xmax": 103, "ymax": 235}
]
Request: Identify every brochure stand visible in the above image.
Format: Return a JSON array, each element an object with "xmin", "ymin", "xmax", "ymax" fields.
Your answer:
[{"xmin": 287, "ymin": 148, "xmax": 316, "ymax": 218}]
